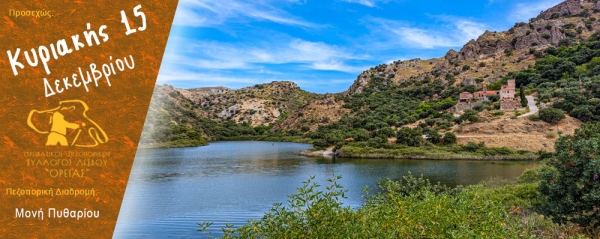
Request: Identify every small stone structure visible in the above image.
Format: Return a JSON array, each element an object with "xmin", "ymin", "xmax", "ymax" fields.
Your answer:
[{"xmin": 500, "ymin": 99, "xmax": 518, "ymax": 110}]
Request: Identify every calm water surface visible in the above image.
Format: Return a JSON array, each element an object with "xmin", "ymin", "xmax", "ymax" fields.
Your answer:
[{"xmin": 114, "ymin": 141, "xmax": 539, "ymax": 238}]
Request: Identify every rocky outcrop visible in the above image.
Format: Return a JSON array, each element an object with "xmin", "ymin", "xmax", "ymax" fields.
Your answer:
[
  {"xmin": 537, "ymin": 0, "xmax": 583, "ymax": 20},
  {"xmin": 345, "ymin": 72, "xmax": 370, "ymax": 96},
  {"xmin": 435, "ymin": 4, "xmax": 578, "ymax": 69},
  {"xmin": 178, "ymin": 86, "xmax": 233, "ymax": 103},
  {"xmin": 459, "ymin": 31, "xmax": 512, "ymax": 61},
  {"xmin": 512, "ymin": 19, "xmax": 566, "ymax": 50},
  {"xmin": 444, "ymin": 49, "xmax": 460, "ymax": 65},
  {"xmin": 186, "ymin": 86, "xmax": 233, "ymax": 96},
  {"xmin": 461, "ymin": 78, "xmax": 477, "ymax": 86},
  {"xmin": 392, "ymin": 58, "xmax": 422, "ymax": 70}
]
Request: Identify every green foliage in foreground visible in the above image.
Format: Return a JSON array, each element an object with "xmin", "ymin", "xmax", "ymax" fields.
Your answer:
[
  {"xmin": 198, "ymin": 172, "xmax": 591, "ymax": 239},
  {"xmin": 538, "ymin": 122, "xmax": 600, "ymax": 228}
]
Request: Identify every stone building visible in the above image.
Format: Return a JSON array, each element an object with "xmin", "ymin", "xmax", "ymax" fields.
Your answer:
[
  {"xmin": 458, "ymin": 80, "xmax": 515, "ymax": 103},
  {"xmin": 454, "ymin": 80, "xmax": 518, "ymax": 111},
  {"xmin": 499, "ymin": 80, "xmax": 516, "ymax": 100}
]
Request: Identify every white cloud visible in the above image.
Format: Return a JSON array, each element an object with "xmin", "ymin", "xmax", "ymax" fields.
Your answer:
[
  {"xmin": 173, "ymin": 0, "xmax": 319, "ymax": 28},
  {"xmin": 342, "ymin": 0, "xmax": 391, "ymax": 7},
  {"xmin": 367, "ymin": 16, "xmax": 487, "ymax": 49},
  {"xmin": 509, "ymin": 0, "xmax": 563, "ymax": 22},
  {"xmin": 162, "ymin": 37, "xmax": 369, "ymax": 74},
  {"xmin": 310, "ymin": 61, "xmax": 366, "ymax": 72}
]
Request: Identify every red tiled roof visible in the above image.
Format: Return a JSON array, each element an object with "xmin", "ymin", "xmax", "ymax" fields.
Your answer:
[{"xmin": 473, "ymin": 91, "xmax": 498, "ymax": 96}]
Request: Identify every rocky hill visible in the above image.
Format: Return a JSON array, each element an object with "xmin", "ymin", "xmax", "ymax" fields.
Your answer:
[
  {"xmin": 143, "ymin": 0, "xmax": 600, "ymax": 151},
  {"xmin": 348, "ymin": 0, "xmax": 600, "ymax": 96}
]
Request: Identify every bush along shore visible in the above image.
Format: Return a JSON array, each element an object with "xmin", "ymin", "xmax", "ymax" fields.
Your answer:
[
  {"xmin": 302, "ymin": 141, "xmax": 539, "ymax": 161},
  {"xmin": 198, "ymin": 170, "xmax": 596, "ymax": 238},
  {"xmin": 197, "ymin": 122, "xmax": 600, "ymax": 238}
]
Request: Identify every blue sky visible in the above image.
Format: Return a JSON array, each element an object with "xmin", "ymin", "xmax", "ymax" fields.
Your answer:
[{"xmin": 156, "ymin": 0, "xmax": 564, "ymax": 93}]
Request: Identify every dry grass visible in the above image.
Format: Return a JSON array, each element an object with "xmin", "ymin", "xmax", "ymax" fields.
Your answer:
[{"xmin": 454, "ymin": 115, "xmax": 582, "ymax": 152}]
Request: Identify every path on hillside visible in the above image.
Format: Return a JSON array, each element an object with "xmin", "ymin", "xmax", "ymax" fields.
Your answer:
[{"xmin": 518, "ymin": 95, "xmax": 538, "ymax": 118}]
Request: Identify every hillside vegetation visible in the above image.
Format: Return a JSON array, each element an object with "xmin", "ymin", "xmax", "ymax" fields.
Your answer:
[{"xmin": 142, "ymin": 0, "xmax": 600, "ymax": 153}]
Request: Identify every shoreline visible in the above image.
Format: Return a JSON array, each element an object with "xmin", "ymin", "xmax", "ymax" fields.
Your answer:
[
  {"xmin": 300, "ymin": 145, "xmax": 539, "ymax": 161},
  {"xmin": 299, "ymin": 151, "xmax": 537, "ymax": 161},
  {"xmin": 140, "ymin": 139, "xmax": 539, "ymax": 161}
]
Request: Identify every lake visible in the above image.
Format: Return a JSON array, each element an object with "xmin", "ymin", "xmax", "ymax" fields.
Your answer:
[{"xmin": 113, "ymin": 141, "xmax": 540, "ymax": 238}]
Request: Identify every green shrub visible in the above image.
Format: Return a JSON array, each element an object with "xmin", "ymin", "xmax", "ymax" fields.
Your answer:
[
  {"xmin": 539, "ymin": 108, "xmax": 565, "ymax": 124},
  {"xmin": 488, "ymin": 94, "xmax": 500, "ymax": 102},
  {"xmin": 529, "ymin": 115, "xmax": 540, "ymax": 121},
  {"xmin": 198, "ymin": 173, "xmax": 579, "ymax": 238},
  {"xmin": 538, "ymin": 123, "xmax": 600, "ymax": 228},
  {"xmin": 312, "ymin": 139, "xmax": 329, "ymax": 149},
  {"xmin": 545, "ymin": 130, "xmax": 558, "ymax": 138},
  {"xmin": 468, "ymin": 115, "xmax": 479, "ymax": 123},
  {"xmin": 396, "ymin": 127, "xmax": 422, "ymax": 147},
  {"xmin": 463, "ymin": 141, "xmax": 484, "ymax": 152},
  {"xmin": 472, "ymin": 104, "xmax": 484, "ymax": 112},
  {"xmin": 442, "ymin": 132, "xmax": 457, "ymax": 145}
]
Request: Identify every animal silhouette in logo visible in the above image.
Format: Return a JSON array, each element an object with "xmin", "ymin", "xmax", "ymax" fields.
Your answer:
[{"xmin": 27, "ymin": 100, "xmax": 108, "ymax": 147}]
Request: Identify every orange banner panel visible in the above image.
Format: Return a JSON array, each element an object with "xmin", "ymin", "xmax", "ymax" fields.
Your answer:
[{"xmin": 0, "ymin": 0, "xmax": 179, "ymax": 238}]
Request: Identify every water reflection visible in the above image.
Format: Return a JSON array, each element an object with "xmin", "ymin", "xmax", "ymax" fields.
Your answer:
[{"xmin": 114, "ymin": 141, "xmax": 539, "ymax": 239}]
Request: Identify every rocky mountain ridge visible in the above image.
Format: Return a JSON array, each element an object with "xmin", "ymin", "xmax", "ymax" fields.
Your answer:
[
  {"xmin": 143, "ymin": 0, "xmax": 598, "ymax": 150},
  {"xmin": 348, "ymin": 0, "xmax": 600, "ymax": 97}
]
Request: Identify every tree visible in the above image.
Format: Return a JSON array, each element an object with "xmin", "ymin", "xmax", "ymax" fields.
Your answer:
[
  {"xmin": 519, "ymin": 86, "xmax": 528, "ymax": 107},
  {"xmin": 463, "ymin": 142, "xmax": 484, "ymax": 152},
  {"xmin": 396, "ymin": 127, "xmax": 422, "ymax": 147},
  {"xmin": 538, "ymin": 123, "xmax": 600, "ymax": 228},
  {"xmin": 423, "ymin": 128, "xmax": 441, "ymax": 144},
  {"xmin": 538, "ymin": 108, "xmax": 565, "ymax": 124},
  {"xmin": 313, "ymin": 139, "xmax": 329, "ymax": 149},
  {"xmin": 488, "ymin": 94, "xmax": 500, "ymax": 102},
  {"xmin": 442, "ymin": 132, "xmax": 457, "ymax": 145},
  {"xmin": 545, "ymin": 46, "xmax": 558, "ymax": 55},
  {"xmin": 377, "ymin": 127, "xmax": 396, "ymax": 138},
  {"xmin": 570, "ymin": 106, "xmax": 595, "ymax": 122}
]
